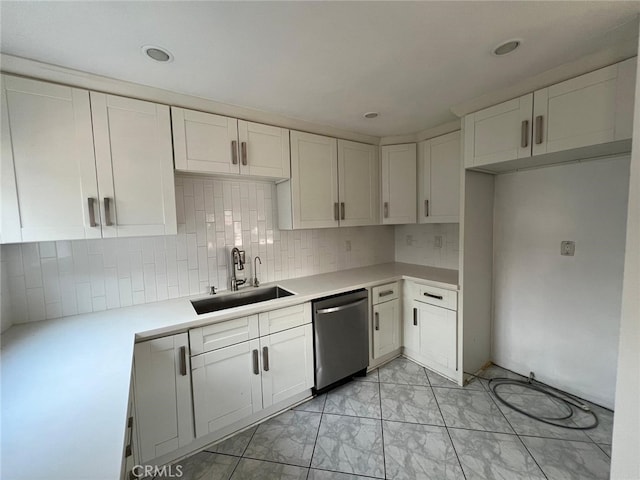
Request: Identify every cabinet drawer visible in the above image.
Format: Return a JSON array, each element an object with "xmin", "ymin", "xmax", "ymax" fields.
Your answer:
[
  {"xmin": 190, "ymin": 315, "xmax": 259, "ymax": 355},
  {"xmin": 259, "ymin": 303, "xmax": 311, "ymax": 336},
  {"xmin": 414, "ymin": 284, "xmax": 457, "ymax": 311},
  {"xmin": 372, "ymin": 282, "xmax": 399, "ymax": 305}
]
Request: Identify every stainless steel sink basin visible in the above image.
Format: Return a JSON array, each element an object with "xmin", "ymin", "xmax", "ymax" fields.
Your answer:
[{"xmin": 191, "ymin": 286, "xmax": 294, "ymax": 315}]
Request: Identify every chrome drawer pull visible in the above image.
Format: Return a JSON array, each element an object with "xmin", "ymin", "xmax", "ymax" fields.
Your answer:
[
  {"xmin": 535, "ymin": 115, "xmax": 544, "ymax": 145},
  {"xmin": 88, "ymin": 197, "xmax": 98, "ymax": 227},
  {"xmin": 374, "ymin": 312, "xmax": 380, "ymax": 331},
  {"xmin": 521, "ymin": 120, "xmax": 529, "ymax": 148},
  {"xmin": 263, "ymin": 346, "xmax": 270, "ymax": 372},
  {"xmin": 252, "ymin": 349, "xmax": 259, "ymax": 375},
  {"xmin": 241, "ymin": 141, "xmax": 248, "ymax": 165},
  {"xmin": 179, "ymin": 346, "xmax": 187, "ymax": 376},
  {"xmin": 231, "ymin": 140, "xmax": 238, "ymax": 165},
  {"xmin": 104, "ymin": 197, "xmax": 113, "ymax": 226},
  {"xmin": 413, "ymin": 308, "xmax": 418, "ymax": 326},
  {"xmin": 424, "ymin": 292, "xmax": 443, "ymax": 300},
  {"xmin": 379, "ymin": 290, "xmax": 394, "ymax": 297}
]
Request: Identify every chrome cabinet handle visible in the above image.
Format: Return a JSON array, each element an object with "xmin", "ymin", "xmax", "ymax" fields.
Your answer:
[
  {"xmin": 231, "ymin": 140, "xmax": 238, "ymax": 165},
  {"xmin": 104, "ymin": 198, "xmax": 113, "ymax": 226},
  {"xmin": 521, "ymin": 120, "xmax": 529, "ymax": 148},
  {"xmin": 340, "ymin": 202, "xmax": 345, "ymax": 220},
  {"xmin": 379, "ymin": 290, "xmax": 394, "ymax": 297},
  {"xmin": 384, "ymin": 202, "xmax": 389, "ymax": 218},
  {"xmin": 424, "ymin": 292, "xmax": 444, "ymax": 300},
  {"xmin": 535, "ymin": 115, "xmax": 544, "ymax": 145},
  {"xmin": 179, "ymin": 346, "xmax": 187, "ymax": 376},
  {"xmin": 334, "ymin": 202, "xmax": 339, "ymax": 221},
  {"xmin": 125, "ymin": 416, "xmax": 134, "ymax": 457},
  {"xmin": 241, "ymin": 141, "xmax": 248, "ymax": 165},
  {"xmin": 375, "ymin": 312, "xmax": 380, "ymax": 331},
  {"xmin": 252, "ymin": 349, "xmax": 259, "ymax": 375},
  {"xmin": 413, "ymin": 307, "xmax": 418, "ymax": 326},
  {"xmin": 88, "ymin": 197, "xmax": 98, "ymax": 227},
  {"xmin": 262, "ymin": 346, "xmax": 269, "ymax": 372},
  {"xmin": 425, "ymin": 199, "xmax": 429, "ymax": 217}
]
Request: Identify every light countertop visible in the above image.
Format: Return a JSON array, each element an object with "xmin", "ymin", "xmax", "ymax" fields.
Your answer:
[{"xmin": 0, "ymin": 262, "xmax": 457, "ymax": 480}]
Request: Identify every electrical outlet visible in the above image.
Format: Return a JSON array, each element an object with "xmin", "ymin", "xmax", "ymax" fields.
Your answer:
[
  {"xmin": 434, "ymin": 235, "xmax": 443, "ymax": 248},
  {"xmin": 561, "ymin": 241, "xmax": 575, "ymax": 256},
  {"xmin": 406, "ymin": 235, "xmax": 413, "ymax": 246},
  {"xmin": 345, "ymin": 240, "xmax": 351, "ymax": 252}
]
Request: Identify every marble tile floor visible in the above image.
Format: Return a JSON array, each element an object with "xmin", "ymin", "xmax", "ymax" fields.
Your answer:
[{"xmin": 155, "ymin": 357, "xmax": 614, "ymax": 480}]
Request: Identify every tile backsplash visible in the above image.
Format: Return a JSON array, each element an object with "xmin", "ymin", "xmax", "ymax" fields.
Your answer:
[
  {"xmin": 1, "ymin": 175, "xmax": 394, "ymax": 326},
  {"xmin": 394, "ymin": 223, "xmax": 460, "ymax": 270}
]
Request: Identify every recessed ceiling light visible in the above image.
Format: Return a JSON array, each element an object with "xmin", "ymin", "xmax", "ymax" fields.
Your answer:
[
  {"xmin": 492, "ymin": 39, "xmax": 521, "ymax": 57},
  {"xmin": 142, "ymin": 45, "xmax": 173, "ymax": 63},
  {"xmin": 363, "ymin": 112, "xmax": 379, "ymax": 119}
]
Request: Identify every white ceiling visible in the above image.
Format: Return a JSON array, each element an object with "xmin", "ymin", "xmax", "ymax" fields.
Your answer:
[{"xmin": 1, "ymin": 1, "xmax": 639, "ymax": 137}]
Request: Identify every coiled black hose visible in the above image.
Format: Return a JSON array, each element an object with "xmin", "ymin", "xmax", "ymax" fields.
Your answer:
[{"xmin": 468, "ymin": 373, "xmax": 599, "ymax": 430}]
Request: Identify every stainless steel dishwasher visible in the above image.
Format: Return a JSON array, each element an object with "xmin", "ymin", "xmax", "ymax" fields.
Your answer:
[{"xmin": 312, "ymin": 289, "xmax": 369, "ymax": 392}]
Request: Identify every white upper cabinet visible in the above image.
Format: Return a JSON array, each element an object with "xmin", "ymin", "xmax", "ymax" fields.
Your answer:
[
  {"xmin": 418, "ymin": 131, "xmax": 461, "ymax": 223},
  {"xmin": 238, "ymin": 120, "xmax": 290, "ymax": 179},
  {"xmin": 91, "ymin": 93, "xmax": 176, "ymax": 237},
  {"xmin": 172, "ymin": 107, "xmax": 290, "ymax": 180},
  {"xmin": 278, "ymin": 132, "xmax": 378, "ymax": 230},
  {"xmin": 532, "ymin": 58, "xmax": 636, "ymax": 156},
  {"xmin": 1, "ymin": 75, "xmax": 177, "ymax": 243},
  {"xmin": 463, "ymin": 94, "xmax": 533, "ymax": 168},
  {"xmin": 172, "ymin": 108, "xmax": 239, "ymax": 174},
  {"xmin": 464, "ymin": 57, "xmax": 636, "ymax": 172},
  {"xmin": 1, "ymin": 75, "xmax": 100, "ymax": 243},
  {"xmin": 381, "ymin": 143, "xmax": 417, "ymax": 225},
  {"xmin": 337, "ymin": 140, "xmax": 379, "ymax": 227}
]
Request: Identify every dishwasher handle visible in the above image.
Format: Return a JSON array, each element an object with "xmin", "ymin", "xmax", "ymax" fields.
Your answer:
[{"xmin": 316, "ymin": 298, "xmax": 367, "ymax": 315}]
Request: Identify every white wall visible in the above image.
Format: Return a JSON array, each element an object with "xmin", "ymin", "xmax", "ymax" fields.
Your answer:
[
  {"xmin": 610, "ymin": 30, "xmax": 640, "ymax": 478},
  {"xmin": 492, "ymin": 156, "xmax": 630, "ymax": 409},
  {"xmin": 1, "ymin": 174, "xmax": 394, "ymax": 325},
  {"xmin": 394, "ymin": 223, "xmax": 459, "ymax": 270}
]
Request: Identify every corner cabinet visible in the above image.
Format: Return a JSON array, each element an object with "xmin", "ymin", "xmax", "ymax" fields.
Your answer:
[
  {"xmin": 1, "ymin": 75, "xmax": 176, "ymax": 243},
  {"xmin": 463, "ymin": 57, "xmax": 636, "ymax": 172},
  {"xmin": 171, "ymin": 107, "xmax": 290, "ymax": 180},
  {"xmin": 418, "ymin": 131, "xmax": 461, "ymax": 223},
  {"xmin": 380, "ymin": 143, "xmax": 417, "ymax": 225},
  {"xmin": 278, "ymin": 131, "xmax": 378, "ymax": 229},
  {"xmin": 133, "ymin": 333, "xmax": 194, "ymax": 464}
]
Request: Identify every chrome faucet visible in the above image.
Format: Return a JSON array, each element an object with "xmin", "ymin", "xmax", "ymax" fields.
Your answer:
[
  {"xmin": 252, "ymin": 256, "xmax": 262, "ymax": 287},
  {"xmin": 230, "ymin": 247, "xmax": 246, "ymax": 291}
]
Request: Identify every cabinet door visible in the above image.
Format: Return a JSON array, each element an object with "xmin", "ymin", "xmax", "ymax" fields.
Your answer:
[
  {"xmin": 260, "ymin": 324, "xmax": 314, "ymax": 409},
  {"xmin": 372, "ymin": 299, "xmax": 401, "ymax": 359},
  {"xmin": 238, "ymin": 120, "xmax": 290, "ymax": 179},
  {"xmin": 381, "ymin": 143, "xmax": 416, "ymax": 225},
  {"xmin": 337, "ymin": 140, "xmax": 379, "ymax": 226},
  {"xmin": 463, "ymin": 94, "xmax": 532, "ymax": 167},
  {"xmin": 172, "ymin": 107, "xmax": 239, "ymax": 175},
  {"xmin": 415, "ymin": 301, "xmax": 457, "ymax": 375},
  {"xmin": 133, "ymin": 333, "xmax": 193, "ymax": 463},
  {"xmin": 1, "ymin": 75, "xmax": 100, "ymax": 242},
  {"xmin": 91, "ymin": 93, "xmax": 176, "ymax": 237},
  {"xmin": 532, "ymin": 60, "xmax": 634, "ymax": 156},
  {"xmin": 191, "ymin": 339, "xmax": 262, "ymax": 437},
  {"xmin": 404, "ymin": 298, "xmax": 420, "ymax": 355},
  {"xmin": 290, "ymin": 131, "xmax": 338, "ymax": 229},
  {"xmin": 418, "ymin": 131, "xmax": 461, "ymax": 223}
]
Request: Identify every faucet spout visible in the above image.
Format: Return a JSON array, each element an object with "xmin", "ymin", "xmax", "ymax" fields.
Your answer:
[
  {"xmin": 230, "ymin": 247, "xmax": 246, "ymax": 291},
  {"xmin": 253, "ymin": 256, "xmax": 262, "ymax": 287}
]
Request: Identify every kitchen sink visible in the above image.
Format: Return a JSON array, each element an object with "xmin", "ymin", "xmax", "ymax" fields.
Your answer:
[{"xmin": 191, "ymin": 286, "xmax": 295, "ymax": 314}]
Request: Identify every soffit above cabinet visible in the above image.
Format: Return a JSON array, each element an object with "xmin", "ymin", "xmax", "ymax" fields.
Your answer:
[{"xmin": 1, "ymin": 2, "xmax": 639, "ymax": 137}]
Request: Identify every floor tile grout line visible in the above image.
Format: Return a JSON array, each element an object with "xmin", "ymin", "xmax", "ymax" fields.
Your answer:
[
  {"xmin": 427, "ymin": 366, "xmax": 468, "ymax": 480},
  {"xmin": 305, "ymin": 400, "xmax": 325, "ymax": 479},
  {"xmin": 377, "ymin": 377, "xmax": 387, "ymax": 480},
  {"xmin": 485, "ymin": 381, "xmax": 550, "ymax": 480}
]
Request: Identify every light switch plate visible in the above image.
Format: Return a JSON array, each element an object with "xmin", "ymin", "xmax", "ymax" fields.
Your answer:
[
  {"xmin": 434, "ymin": 235, "xmax": 443, "ymax": 248},
  {"xmin": 561, "ymin": 241, "xmax": 575, "ymax": 256}
]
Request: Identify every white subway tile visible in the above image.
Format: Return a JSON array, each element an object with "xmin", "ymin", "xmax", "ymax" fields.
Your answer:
[
  {"xmin": 118, "ymin": 278, "xmax": 133, "ymax": 308},
  {"xmin": 104, "ymin": 268, "xmax": 120, "ymax": 309},
  {"xmin": 76, "ymin": 283, "xmax": 93, "ymax": 314},
  {"xmin": 46, "ymin": 302, "xmax": 62, "ymax": 320},
  {"xmin": 39, "ymin": 242, "xmax": 57, "ymax": 258},
  {"xmin": 92, "ymin": 296, "xmax": 107, "ymax": 312},
  {"xmin": 26, "ymin": 287, "xmax": 46, "ymax": 322}
]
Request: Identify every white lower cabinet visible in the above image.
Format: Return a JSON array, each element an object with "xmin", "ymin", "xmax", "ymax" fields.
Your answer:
[
  {"xmin": 133, "ymin": 333, "xmax": 194, "ymax": 464},
  {"xmin": 191, "ymin": 303, "xmax": 313, "ymax": 438},
  {"xmin": 372, "ymin": 299, "xmax": 401, "ymax": 359},
  {"xmin": 403, "ymin": 282, "xmax": 458, "ymax": 379}
]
